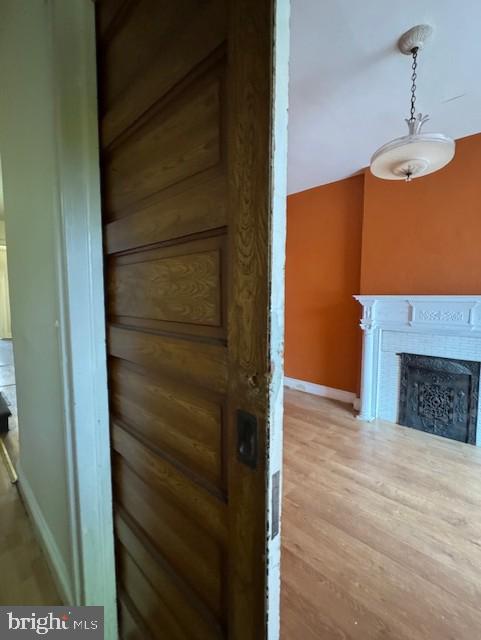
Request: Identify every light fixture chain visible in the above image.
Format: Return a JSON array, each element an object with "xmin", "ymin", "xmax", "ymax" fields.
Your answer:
[{"xmin": 409, "ymin": 47, "xmax": 418, "ymax": 122}]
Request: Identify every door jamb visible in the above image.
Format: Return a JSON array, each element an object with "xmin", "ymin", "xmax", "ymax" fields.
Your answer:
[{"xmin": 49, "ymin": 1, "xmax": 117, "ymax": 635}]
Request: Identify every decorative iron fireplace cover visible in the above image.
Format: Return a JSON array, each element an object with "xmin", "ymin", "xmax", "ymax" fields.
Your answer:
[{"xmin": 398, "ymin": 353, "xmax": 480, "ymax": 444}]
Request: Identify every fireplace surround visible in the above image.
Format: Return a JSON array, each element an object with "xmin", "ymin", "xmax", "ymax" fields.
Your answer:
[{"xmin": 355, "ymin": 296, "xmax": 481, "ymax": 446}]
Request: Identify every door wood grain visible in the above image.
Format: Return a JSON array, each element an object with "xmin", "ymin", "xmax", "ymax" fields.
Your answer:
[{"xmin": 96, "ymin": 1, "xmax": 288, "ymax": 637}]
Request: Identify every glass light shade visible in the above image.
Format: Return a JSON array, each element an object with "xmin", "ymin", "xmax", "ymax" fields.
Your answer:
[{"xmin": 370, "ymin": 114, "xmax": 455, "ymax": 181}]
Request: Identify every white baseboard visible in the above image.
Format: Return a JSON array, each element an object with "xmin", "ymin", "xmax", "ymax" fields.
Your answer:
[
  {"xmin": 17, "ymin": 466, "xmax": 73, "ymax": 605},
  {"xmin": 284, "ymin": 376, "xmax": 360, "ymax": 409}
]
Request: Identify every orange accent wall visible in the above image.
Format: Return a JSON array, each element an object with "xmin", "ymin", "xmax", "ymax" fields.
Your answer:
[
  {"xmin": 285, "ymin": 175, "xmax": 363, "ymax": 393},
  {"xmin": 286, "ymin": 132, "xmax": 481, "ymax": 394},
  {"xmin": 361, "ymin": 133, "xmax": 481, "ymax": 294}
]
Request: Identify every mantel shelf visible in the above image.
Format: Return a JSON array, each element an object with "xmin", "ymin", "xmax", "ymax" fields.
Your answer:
[{"xmin": 354, "ymin": 295, "xmax": 481, "ymax": 335}]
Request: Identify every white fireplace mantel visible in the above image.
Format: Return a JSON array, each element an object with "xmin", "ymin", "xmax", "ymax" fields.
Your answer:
[{"xmin": 354, "ymin": 295, "xmax": 481, "ymax": 445}]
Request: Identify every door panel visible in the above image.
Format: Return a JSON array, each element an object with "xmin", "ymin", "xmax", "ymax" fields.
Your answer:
[
  {"xmin": 100, "ymin": 2, "xmax": 226, "ymax": 148},
  {"xmin": 108, "ymin": 233, "xmax": 226, "ymax": 336},
  {"xmin": 104, "ymin": 71, "xmax": 222, "ymax": 216},
  {"xmin": 114, "ymin": 458, "xmax": 224, "ymax": 615},
  {"xmin": 104, "ymin": 169, "xmax": 227, "ymax": 255},
  {"xmin": 116, "ymin": 513, "xmax": 223, "ymax": 640},
  {"xmin": 110, "ymin": 362, "xmax": 224, "ymax": 487},
  {"xmin": 96, "ymin": 1, "xmax": 288, "ymax": 638}
]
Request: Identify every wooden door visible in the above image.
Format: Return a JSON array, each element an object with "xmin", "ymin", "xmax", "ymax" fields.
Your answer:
[{"xmin": 96, "ymin": 1, "xmax": 288, "ymax": 638}]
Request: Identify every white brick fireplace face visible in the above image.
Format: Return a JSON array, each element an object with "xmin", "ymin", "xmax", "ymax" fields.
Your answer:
[{"xmin": 354, "ymin": 296, "xmax": 481, "ymax": 446}]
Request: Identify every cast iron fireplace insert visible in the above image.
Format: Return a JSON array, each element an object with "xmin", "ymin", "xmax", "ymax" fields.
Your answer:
[{"xmin": 398, "ymin": 353, "xmax": 480, "ymax": 444}]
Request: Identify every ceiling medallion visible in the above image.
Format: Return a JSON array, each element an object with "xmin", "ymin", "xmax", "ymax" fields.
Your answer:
[{"xmin": 370, "ymin": 25, "xmax": 455, "ymax": 182}]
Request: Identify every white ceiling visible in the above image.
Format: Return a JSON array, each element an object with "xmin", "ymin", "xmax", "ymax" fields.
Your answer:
[{"xmin": 288, "ymin": 0, "xmax": 481, "ymax": 194}]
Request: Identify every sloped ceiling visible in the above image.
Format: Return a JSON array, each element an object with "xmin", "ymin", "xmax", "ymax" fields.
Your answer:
[{"xmin": 288, "ymin": 0, "xmax": 481, "ymax": 194}]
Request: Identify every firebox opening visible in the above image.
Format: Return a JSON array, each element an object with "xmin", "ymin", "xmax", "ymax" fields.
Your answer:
[{"xmin": 398, "ymin": 353, "xmax": 480, "ymax": 444}]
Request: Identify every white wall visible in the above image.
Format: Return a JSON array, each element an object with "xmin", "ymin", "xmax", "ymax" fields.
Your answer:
[
  {"xmin": 0, "ymin": 1, "xmax": 75, "ymax": 599},
  {"xmin": 0, "ymin": 4, "xmax": 116, "ymax": 622},
  {"xmin": 0, "ymin": 5, "xmax": 118, "ymax": 620}
]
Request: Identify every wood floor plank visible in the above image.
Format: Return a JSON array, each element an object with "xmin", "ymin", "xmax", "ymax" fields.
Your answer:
[
  {"xmin": 0, "ymin": 454, "xmax": 60, "ymax": 605},
  {"xmin": 281, "ymin": 389, "xmax": 481, "ymax": 640}
]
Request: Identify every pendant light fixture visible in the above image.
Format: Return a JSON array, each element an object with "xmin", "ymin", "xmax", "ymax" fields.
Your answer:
[{"xmin": 370, "ymin": 25, "xmax": 455, "ymax": 181}]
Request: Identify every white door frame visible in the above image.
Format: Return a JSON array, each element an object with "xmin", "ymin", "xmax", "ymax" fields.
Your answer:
[{"xmin": 49, "ymin": 2, "xmax": 117, "ymax": 634}]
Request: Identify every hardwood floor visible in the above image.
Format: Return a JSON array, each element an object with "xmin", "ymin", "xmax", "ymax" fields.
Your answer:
[
  {"xmin": 0, "ymin": 446, "xmax": 60, "ymax": 604},
  {"xmin": 281, "ymin": 388, "xmax": 481, "ymax": 640},
  {"xmin": 4, "ymin": 370, "xmax": 481, "ymax": 623}
]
